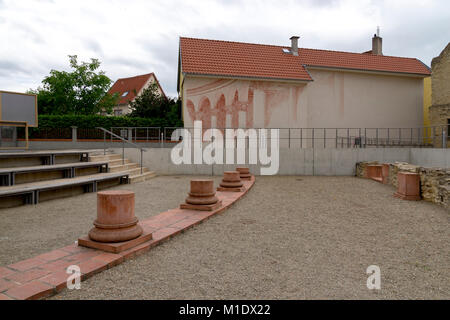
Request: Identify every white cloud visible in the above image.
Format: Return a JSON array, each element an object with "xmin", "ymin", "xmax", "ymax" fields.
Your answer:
[{"xmin": 0, "ymin": 0, "xmax": 449, "ymax": 97}]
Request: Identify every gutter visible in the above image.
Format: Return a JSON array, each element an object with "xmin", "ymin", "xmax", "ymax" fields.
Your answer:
[
  {"xmin": 182, "ymin": 72, "xmax": 312, "ymax": 84},
  {"xmin": 304, "ymin": 65, "xmax": 431, "ymax": 78}
]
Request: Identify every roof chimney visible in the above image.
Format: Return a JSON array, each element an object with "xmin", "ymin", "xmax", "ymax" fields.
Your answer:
[
  {"xmin": 290, "ymin": 36, "xmax": 299, "ymax": 56},
  {"xmin": 372, "ymin": 28, "xmax": 382, "ymax": 55}
]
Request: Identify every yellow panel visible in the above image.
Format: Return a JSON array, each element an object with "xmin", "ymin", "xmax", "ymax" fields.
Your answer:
[{"xmin": 423, "ymin": 77, "xmax": 432, "ymax": 142}]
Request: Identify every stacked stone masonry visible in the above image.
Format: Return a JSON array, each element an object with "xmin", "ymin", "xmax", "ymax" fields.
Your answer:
[
  {"xmin": 431, "ymin": 42, "xmax": 450, "ymax": 106},
  {"xmin": 429, "ymin": 104, "xmax": 450, "ymax": 148},
  {"xmin": 429, "ymin": 42, "xmax": 450, "ymax": 148},
  {"xmin": 356, "ymin": 161, "xmax": 449, "ymax": 209}
]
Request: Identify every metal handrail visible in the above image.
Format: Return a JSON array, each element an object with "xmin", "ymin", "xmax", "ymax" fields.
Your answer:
[
  {"xmin": 110, "ymin": 127, "xmax": 161, "ymax": 143},
  {"xmin": 96, "ymin": 127, "xmax": 146, "ymax": 175}
]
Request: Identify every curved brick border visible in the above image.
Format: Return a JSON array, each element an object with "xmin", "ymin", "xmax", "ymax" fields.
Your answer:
[{"xmin": 0, "ymin": 176, "xmax": 255, "ymax": 300}]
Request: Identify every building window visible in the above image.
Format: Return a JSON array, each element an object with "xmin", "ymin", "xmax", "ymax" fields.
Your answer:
[
  {"xmin": 122, "ymin": 91, "xmax": 128, "ymax": 97},
  {"xmin": 114, "ymin": 109, "xmax": 123, "ymax": 116},
  {"xmin": 448, "ymin": 119, "xmax": 450, "ymax": 137}
]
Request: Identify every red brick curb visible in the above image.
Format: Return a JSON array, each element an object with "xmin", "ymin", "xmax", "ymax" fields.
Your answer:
[{"xmin": 0, "ymin": 176, "xmax": 255, "ymax": 300}]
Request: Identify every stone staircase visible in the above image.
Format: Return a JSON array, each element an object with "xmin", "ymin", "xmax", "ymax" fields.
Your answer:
[
  {"xmin": 0, "ymin": 149, "xmax": 156, "ymax": 208},
  {"xmin": 88, "ymin": 151, "xmax": 156, "ymax": 183}
]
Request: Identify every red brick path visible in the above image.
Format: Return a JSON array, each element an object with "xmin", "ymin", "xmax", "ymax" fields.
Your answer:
[{"xmin": 0, "ymin": 177, "xmax": 255, "ymax": 300}]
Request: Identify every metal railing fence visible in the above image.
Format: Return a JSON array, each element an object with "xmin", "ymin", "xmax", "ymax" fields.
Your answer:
[
  {"xmin": 5, "ymin": 125, "xmax": 448, "ymax": 149},
  {"xmin": 110, "ymin": 127, "xmax": 161, "ymax": 143},
  {"xmin": 164, "ymin": 126, "xmax": 448, "ymax": 149}
]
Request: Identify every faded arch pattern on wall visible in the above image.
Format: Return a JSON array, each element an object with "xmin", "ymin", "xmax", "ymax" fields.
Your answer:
[{"xmin": 185, "ymin": 78, "xmax": 305, "ymax": 128}]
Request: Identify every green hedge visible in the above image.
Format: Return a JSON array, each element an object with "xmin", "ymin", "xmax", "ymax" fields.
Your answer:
[{"xmin": 37, "ymin": 114, "xmax": 183, "ymax": 129}]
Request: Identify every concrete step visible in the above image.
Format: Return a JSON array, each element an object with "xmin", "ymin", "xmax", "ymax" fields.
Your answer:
[
  {"xmin": 107, "ymin": 158, "xmax": 131, "ymax": 166},
  {"xmin": 109, "ymin": 163, "xmax": 139, "ymax": 173},
  {"xmin": 0, "ymin": 171, "xmax": 130, "ymax": 208},
  {"xmin": 89, "ymin": 150, "xmax": 115, "ymax": 156},
  {"xmin": 128, "ymin": 171, "xmax": 156, "ymax": 183},
  {"xmin": 89, "ymin": 154, "xmax": 122, "ymax": 162},
  {"xmin": 89, "ymin": 152, "xmax": 155, "ymax": 184},
  {"xmin": 123, "ymin": 167, "xmax": 149, "ymax": 176}
]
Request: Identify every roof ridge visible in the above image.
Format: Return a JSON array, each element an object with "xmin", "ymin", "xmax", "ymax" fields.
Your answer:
[
  {"xmin": 300, "ymin": 47, "xmax": 422, "ymax": 61},
  {"xmin": 180, "ymin": 36, "xmax": 284, "ymax": 49},
  {"xmin": 116, "ymin": 73, "xmax": 154, "ymax": 81},
  {"xmin": 181, "ymin": 36, "xmax": 422, "ymax": 61}
]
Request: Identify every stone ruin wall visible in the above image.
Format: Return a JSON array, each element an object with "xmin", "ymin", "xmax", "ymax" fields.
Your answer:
[
  {"xmin": 431, "ymin": 42, "xmax": 450, "ymax": 106},
  {"xmin": 356, "ymin": 161, "xmax": 449, "ymax": 210},
  {"xmin": 428, "ymin": 104, "xmax": 450, "ymax": 148},
  {"xmin": 429, "ymin": 43, "xmax": 450, "ymax": 148}
]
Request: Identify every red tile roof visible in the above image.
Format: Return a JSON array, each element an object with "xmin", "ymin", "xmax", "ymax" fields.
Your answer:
[
  {"xmin": 179, "ymin": 37, "xmax": 431, "ymax": 82},
  {"xmin": 108, "ymin": 73, "xmax": 166, "ymax": 104}
]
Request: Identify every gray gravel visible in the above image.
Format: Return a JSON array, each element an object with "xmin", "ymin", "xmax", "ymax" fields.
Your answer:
[
  {"xmin": 0, "ymin": 175, "xmax": 221, "ymax": 266},
  {"xmin": 44, "ymin": 176, "xmax": 450, "ymax": 300}
]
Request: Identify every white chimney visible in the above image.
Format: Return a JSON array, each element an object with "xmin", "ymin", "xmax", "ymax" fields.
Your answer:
[{"xmin": 290, "ymin": 36, "xmax": 299, "ymax": 56}]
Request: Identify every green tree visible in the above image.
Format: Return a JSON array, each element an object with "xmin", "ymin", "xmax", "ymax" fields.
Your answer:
[
  {"xmin": 129, "ymin": 83, "xmax": 182, "ymax": 125},
  {"xmin": 129, "ymin": 82, "xmax": 164, "ymax": 118},
  {"xmin": 29, "ymin": 55, "xmax": 118, "ymax": 115}
]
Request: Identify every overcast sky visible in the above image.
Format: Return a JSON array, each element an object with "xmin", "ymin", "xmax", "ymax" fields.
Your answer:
[{"xmin": 0, "ymin": 0, "xmax": 449, "ymax": 98}]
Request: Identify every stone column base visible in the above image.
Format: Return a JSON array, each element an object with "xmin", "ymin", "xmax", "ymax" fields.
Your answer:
[
  {"xmin": 180, "ymin": 200, "xmax": 223, "ymax": 211},
  {"xmin": 217, "ymin": 186, "xmax": 246, "ymax": 192},
  {"xmin": 78, "ymin": 231, "xmax": 153, "ymax": 254}
]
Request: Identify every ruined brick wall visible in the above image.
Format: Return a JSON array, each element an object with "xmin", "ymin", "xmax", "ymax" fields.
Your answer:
[
  {"xmin": 419, "ymin": 167, "xmax": 449, "ymax": 204},
  {"xmin": 429, "ymin": 104, "xmax": 450, "ymax": 126},
  {"xmin": 439, "ymin": 185, "xmax": 449, "ymax": 209},
  {"xmin": 429, "ymin": 43, "xmax": 450, "ymax": 148},
  {"xmin": 429, "ymin": 104, "xmax": 450, "ymax": 147},
  {"xmin": 357, "ymin": 161, "xmax": 449, "ymax": 209},
  {"xmin": 431, "ymin": 42, "xmax": 450, "ymax": 106}
]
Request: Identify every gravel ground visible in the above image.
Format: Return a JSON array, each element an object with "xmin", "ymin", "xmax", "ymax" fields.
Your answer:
[
  {"xmin": 0, "ymin": 175, "xmax": 221, "ymax": 266},
  {"xmin": 44, "ymin": 176, "xmax": 449, "ymax": 300},
  {"xmin": 1, "ymin": 176, "xmax": 448, "ymax": 299}
]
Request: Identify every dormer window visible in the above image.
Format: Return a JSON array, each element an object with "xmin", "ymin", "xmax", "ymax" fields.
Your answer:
[{"xmin": 122, "ymin": 91, "xmax": 129, "ymax": 97}]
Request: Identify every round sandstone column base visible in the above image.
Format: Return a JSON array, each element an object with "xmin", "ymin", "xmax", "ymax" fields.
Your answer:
[
  {"xmin": 220, "ymin": 171, "xmax": 243, "ymax": 188},
  {"xmin": 88, "ymin": 224, "xmax": 143, "ymax": 243},
  {"xmin": 186, "ymin": 194, "xmax": 219, "ymax": 205},
  {"xmin": 220, "ymin": 181, "xmax": 244, "ymax": 188},
  {"xmin": 236, "ymin": 167, "xmax": 251, "ymax": 179}
]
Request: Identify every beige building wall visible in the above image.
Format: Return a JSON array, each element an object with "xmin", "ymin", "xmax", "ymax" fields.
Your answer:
[
  {"xmin": 182, "ymin": 70, "xmax": 424, "ymax": 130},
  {"xmin": 305, "ymin": 69, "xmax": 424, "ymax": 128},
  {"xmin": 113, "ymin": 104, "xmax": 132, "ymax": 116}
]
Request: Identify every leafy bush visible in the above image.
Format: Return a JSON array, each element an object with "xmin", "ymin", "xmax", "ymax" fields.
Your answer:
[{"xmin": 35, "ymin": 114, "xmax": 183, "ymax": 130}]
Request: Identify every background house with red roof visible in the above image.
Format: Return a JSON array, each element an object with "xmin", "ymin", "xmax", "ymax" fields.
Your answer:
[
  {"xmin": 178, "ymin": 34, "xmax": 430, "ymax": 135},
  {"xmin": 108, "ymin": 73, "xmax": 166, "ymax": 116}
]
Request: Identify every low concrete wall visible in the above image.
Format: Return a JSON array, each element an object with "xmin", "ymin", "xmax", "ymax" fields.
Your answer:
[
  {"xmin": 410, "ymin": 148, "xmax": 450, "ymax": 168},
  {"xmin": 112, "ymin": 147, "xmax": 417, "ymax": 176},
  {"xmin": 15, "ymin": 140, "xmax": 449, "ymax": 176}
]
